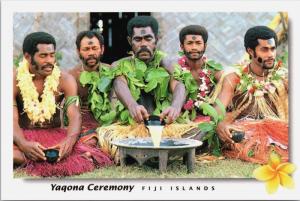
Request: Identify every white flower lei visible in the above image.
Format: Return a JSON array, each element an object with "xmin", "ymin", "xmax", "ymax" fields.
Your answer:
[{"xmin": 16, "ymin": 58, "xmax": 61, "ymax": 124}]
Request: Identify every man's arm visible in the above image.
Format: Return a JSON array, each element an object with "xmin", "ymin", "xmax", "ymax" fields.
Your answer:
[
  {"xmin": 63, "ymin": 72, "xmax": 82, "ymax": 137},
  {"xmin": 113, "ymin": 75, "xmax": 149, "ymax": 123},
  {"xmin": 50, "ymin": 72, "xmax": 81, "ymax": 161},
  {"xmin": 13, "ymin": 70, "xmax": 46, "ymax": 161},
  {"xmin": 215, "ymin": 73, "xmax": 237, "ymax": 110},
  {"xmin": 13, "ymin": 70, "xmax": 26, "ymax": 147},
  {"xmin": 214, "ymin": 70, "xmax": 224, "ymax": 82},
  {"xmin": 215, "ymin": 72, "xmax": 242, "ymax": 143},
  {"xmin": 283, "ymin": 77, "xmax": 288, "ymax": 92},
  {"xmin": 160, "ymin": 63, "xmax": 187, "ymax": 123}
]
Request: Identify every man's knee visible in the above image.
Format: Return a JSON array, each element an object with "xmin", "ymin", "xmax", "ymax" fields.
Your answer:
[{"xmin": 13, "ymin": 145, "xmax": 26, "ymax": 166}]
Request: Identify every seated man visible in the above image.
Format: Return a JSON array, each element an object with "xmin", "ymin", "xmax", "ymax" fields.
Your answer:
[
  {"xmin": 177, "ymin": 25, "xmax": 224, "ymax": 122},
  {"xmin": 216, "ymin": 26, "xmax": 288, "ymax": 164},
  {"xmin": 68, "ymin": 30, "xmax": 111, "ymax": 143},
  {"xmin": 13, "ymin": 32, "xmax": 112, "ymax": 177},
  {"xmin": 113, "ymin": 16, "xmax": 186, "ymax": 124},
  {"xmin": 97, "ymin": 16, "xmax": 189, "ymax": 162}
]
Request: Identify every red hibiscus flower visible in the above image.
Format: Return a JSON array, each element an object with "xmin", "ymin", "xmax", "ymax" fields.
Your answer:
[
  {"xmin": 243, "ymin": 66, "xmax": 249, "ymax": 73},
  {"xmin": 178, "ymin": 56, "xmax": 188, "ymax": 69},
  {"xmin": 200, "ymin": 91, "xmax": 206, "ymax": 97},
  {"xmin": 183, "ymin": 99, "xmax": 194, "ymax": 111},
  {"xmin": 248, "ymin": 86, "xmax": 256, "ymax": 94},
  {"xmin": 205, "ymin": 77, "xmax": 211, "ymax": 84},
  {"xmin": 199, "ymin": 71, "xmax": 206, "ymax": 77},
  {"xmin": 277, "ymin": 60, "xmax": 283, "ymax": 68}
]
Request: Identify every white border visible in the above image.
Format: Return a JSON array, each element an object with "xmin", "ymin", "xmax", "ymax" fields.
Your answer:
[{"xmin": 1, "ymin": 0, "xmax": 300, "ymax": 200}]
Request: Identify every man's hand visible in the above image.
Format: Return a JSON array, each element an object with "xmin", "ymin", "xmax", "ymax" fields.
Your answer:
[
  {"xmin": 128, "ymin": 103, "xmax": 149, "ymax": 123},
  {"xmin": 216, "ymin": 121, "xmax": 243, "ymax": 144},
  {"xmin": 160, "ymin": 106, "xmax": 181, "ymax": 124},
  {"xmin": 49, "ymin": 136, "xmax": 77, "ymax": 162},
  {"xmin": 20, "ymin": 141, "xmax": 46, "ymax": 161}
]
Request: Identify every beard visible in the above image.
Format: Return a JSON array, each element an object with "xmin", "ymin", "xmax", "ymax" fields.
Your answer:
[
  {"xmin": 254, "ymin": 52, "xmax": 275, "ymax": 69},
  {"xmin": 262, "ymin": 62, "xmax": 275, "ymax": 69},
  {"xmin": 184, "ymin": 50, "xmax": 205, "ymax": 61},
  {"xmin": 80, "ymin": 54, "xmax": 102, "ymax": 68},
  {"xmin": 261, "ymin": 58, "xmax": 275, "ymax": 69}
]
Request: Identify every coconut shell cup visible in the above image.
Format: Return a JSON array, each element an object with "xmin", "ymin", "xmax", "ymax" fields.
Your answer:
[
  {"xmin": 144, "ymin": 115, "xmax": 166, "ymax": 126},
  {"xmin": 231, "ymin": 131, "xmax": 245, "ymax": 143},
  {"xmin": 43, "ymin": 149, "xmax": 59, "ymax": 163}
]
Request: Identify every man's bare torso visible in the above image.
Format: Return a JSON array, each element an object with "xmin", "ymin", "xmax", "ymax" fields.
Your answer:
[
  {"xmin": 15, "ymin": 74, "xmax": 65, "ymax": 129},
  {"xmin": 68, "ymin": 65, "xmax": 89, "ymax": 107}
]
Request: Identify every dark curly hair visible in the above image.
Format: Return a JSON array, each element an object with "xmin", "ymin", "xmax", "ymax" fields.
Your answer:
[
  {"xmin": 22, "ymin": 32, "xmax": 56, "ymax": 57},
  {"xmin": 179, "ymin": 25, "xmax": 208, "ymax": 44},
  {"xmin": 127, "ymin": 16, "xmax": 159, "ymax": 37},
  {"xmin": 244, "ymin": 26, "xmax": 278, "ymax": 51},
  {"xmin": 76, "ymin": 30, "xmax": 104, "ymax": 50}
]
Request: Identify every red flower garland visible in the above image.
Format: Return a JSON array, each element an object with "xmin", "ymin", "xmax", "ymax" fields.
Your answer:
[{"xmin": 178, "ymin": 55, "xmax": 214, "ymax": 109}]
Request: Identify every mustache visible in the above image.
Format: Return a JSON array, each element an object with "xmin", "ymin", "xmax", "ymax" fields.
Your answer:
[
  {"xmin": 137, "ymin": 47, "xmax": 152, "ymax": 55},
  {"xmin": 186, "ymin": 51, "xmax": 204, "ymax": 55},
  {"xmin": 42, "ymin": 64, "xmax": 54, "ymax": 69},
  {"xmin": 264, "ymin": 59, "xmax": 275, "ymax": 62},
  {"xmin": 86, "ymin": 55, "xmax": 97, "ymax": 61},
  {"xmin": 259, "ymin": 58, "xmax": 275, "ymax": 64},
  {"xmin": 82, "ymin": 55, "xmax": 101, "ymax": 63},
  {"xmin": 81, "ymin": 54, "xmax": 102, "ymax": 68}
]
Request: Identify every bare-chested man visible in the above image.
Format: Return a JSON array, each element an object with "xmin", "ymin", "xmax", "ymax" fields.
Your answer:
[
  {"xmin": 13, "ymin": 32, "xmax": 112, "ymax": 176},
  {"xmin": 68, "ymin": 30, "xmax": 111, "ymax": 141},
  {"xmin": 178, "ymin": 25, "xmax": 224, "ymax": 122},
  {"xmin": 69, "ymin": 31, "xmax": 109, "ymax": 107},
  {"xmin": 216, "ymin": 26, "xmax": 288, "ymax": 163},
  {"xmin": 178, "ymin": 25, "xmax": 223, "ymax": 88}
]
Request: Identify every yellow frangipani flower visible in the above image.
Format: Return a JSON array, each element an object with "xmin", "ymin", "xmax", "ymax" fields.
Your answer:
[{"xmin": 253, "ymin": 152, "xmax": 296, "ymax": 194}]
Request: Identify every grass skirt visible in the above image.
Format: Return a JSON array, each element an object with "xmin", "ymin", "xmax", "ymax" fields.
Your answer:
[
  {"xmin": 222, "ymin": 119, "xmax": 288, "ymax": 164},
  {"xmin": 23, "ymin": 128, "xmax": 113, "ymax": 177}
]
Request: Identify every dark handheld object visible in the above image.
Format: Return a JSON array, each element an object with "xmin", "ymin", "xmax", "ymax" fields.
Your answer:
[
  {"xmin": 231, "ymin": 131, "xmax": 245, "ymax": 143},
  {"xmin": 144, "ymin": 115, "xmax": 165, "ymax": 126},
  {"xmin": 44, "ymin": 149, "xmax": 59, "ymax": 163}
]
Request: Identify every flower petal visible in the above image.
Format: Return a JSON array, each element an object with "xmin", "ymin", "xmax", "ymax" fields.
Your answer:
[
  {"xmin": 279, "ymin": 171, "xmax": 295, "ymax": 189},
  {"xmin": 277, "ymin": 162, "xmax": 296, "ymax": 174},
  {"xmin": 253, "ymin": 165, "xmax": 275, "ymax": 181},
  {"xmin": 266, "ymin": 174, "xmax": 280, "ymax": 194},
  {"xmin": 269, "ymin": 152, "xmax": 281, "ymax": 168}
]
